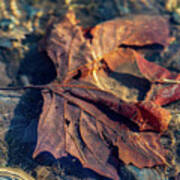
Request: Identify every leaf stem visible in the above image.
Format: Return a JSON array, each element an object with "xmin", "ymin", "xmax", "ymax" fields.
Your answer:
[
  {"xmin": 160, "ymin": 78, "xmax": 180, "ymax": 84},
  {"xmin": 0, "ymin": 85, "xmax": 47, "ymax": 91}
]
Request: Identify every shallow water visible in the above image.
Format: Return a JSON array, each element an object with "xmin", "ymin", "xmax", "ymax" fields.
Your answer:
[{"xmin": 0, "ymin": 0, "xmax": 180, "ymax": 179}]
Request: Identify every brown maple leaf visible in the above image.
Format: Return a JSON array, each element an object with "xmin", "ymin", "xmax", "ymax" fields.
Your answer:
[
  {"xmin": 33, "ymin": 81, "xmax": 168, "ymax": 180},
  {"xmin": 32, "ymin": 12, "xmax": 174, "ymax": 179}
]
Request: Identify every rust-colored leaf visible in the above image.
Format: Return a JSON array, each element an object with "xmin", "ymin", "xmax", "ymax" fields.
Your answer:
[
  {"xmin": 44, "ymin": 11, "xmax": 93, "ymax": 81},
  {"xmin": 33, "ymin": 90, "xmax": 67, "ymax": 158},
  {"xmin": 133, "ymin": 51, "xmax": 180, "ymax": 106},
  {"xmin": 149, "ymin": 84, "xmax": 180, "ymax": 106},
  {"xmin": 44, "ymin": 13, "xmax": 171, "ymax": 83},
  {"xmin": 67, "ymin": 83, "xmax": 171, "ymax": 132},
  {"xmin": 33, "ymin": 88, "xmax": 119, "ymax": 180},
  {"xmin": 130, "ymin": 101, "xmax": 171, "ymax": 132},
  {"xmin": 33, "ymin": 12, "xmax": 175, "ymax": 179},
  {"xmin": 89, "ymin": 48, "xmax": 149, "ymax": 102},
  {"xmin": 33, "ymin": 82, "xmax": 168, "ymax": 179},
  {"xmin": 113, "ymin": 125, "xmax": 167, "ymax": 168},
  {"xmin": 89, "ymin": 15, "xmax": 170, "ymax": 60},
  {"xmin": 133, "ymin": 51, "xmax": 175, "ymax": 82}
]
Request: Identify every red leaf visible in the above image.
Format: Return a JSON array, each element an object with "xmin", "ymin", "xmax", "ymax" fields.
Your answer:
[
  {"xmin": 133, "ymin": 51, "xmax": 180, "ymax": 106},
  {"xmin": 44, "ymin": 11, "xmax": 93, "ymax": 81},
  {"xmin": 33, "ymin": 91, "xmax": 67, "ymax": 158},
  {"xmin": 67, "ymin": 82, "xmax": 171, "ymax": 132},
  {"xmin": 147, "ymin": 84, "xmax": 180, "ymax": 106},
  {"xmin": 90, "ymin": 15, "xmax": 170, "ymax": 60},
  {"xmin": 131, "ymin": 101, "xmax": 171, "ymax": 132},
  {"xmin": 33, "ymin": 82, "xmax": 168, "ymax": 178},
  {"xmin": 113, "ymin": 125, "xmax": 167, "ymax": 168},
  {"xmin": 33, "ymin": 12, "xmax": 174, "ymax": 179},
  {"xmin": 133, "ymin": 51, "xmax": 175, "ymax": 82}
]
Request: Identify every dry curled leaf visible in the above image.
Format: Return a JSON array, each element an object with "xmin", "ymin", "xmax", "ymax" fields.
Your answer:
[{"xmin": 33, "ymin": 12, "xmax": 175, "ymax": 179}]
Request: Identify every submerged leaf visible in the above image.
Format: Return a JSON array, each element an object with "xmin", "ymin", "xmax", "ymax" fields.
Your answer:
[
  {"xmin": 33, "ymin": 12, "xmax": 175, "ymax": 179},
  {"xmin": 89, "ymin": 15, "xmax": 170, "ymax": 60},
  {"xmin": 150, "ymin": 84, "xmax": 180, "ymax": 106},
  {"xmin": 33, "ymin": 90, "xmax": 66, "ymax": 158},
  {"xmin": 34, "ymin": 87, "xmax": 120, "ymax": 179},
  {"xmin": 134, "ymin": 51, "xmax": 180, "ymax": 106},
  {"xmin": 113, "ymin": 125, "xmax": 167, "ymax": 168},
  {"xmin": 66, "ymin": 82, "xmax": 171, "ymax": 132},
  {"xmin": 33, "ymin": 82, "xmax": 168, "ymax": 179},
  {"xmin": 44, "ymin": 13, "xmax": 171, "ymax": 83},
  {"xmin": 45, "ymin": 11, "xmax": 93, "ymax": 82}
]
